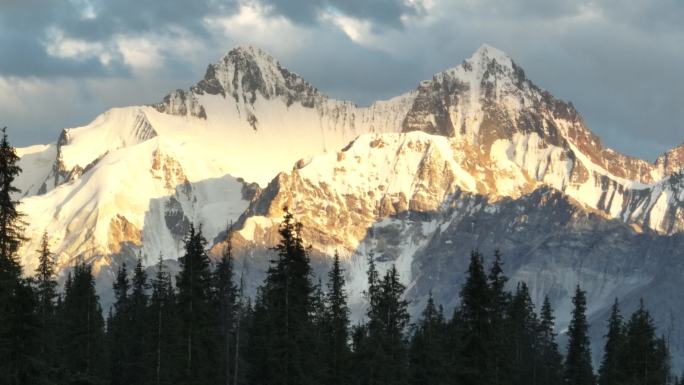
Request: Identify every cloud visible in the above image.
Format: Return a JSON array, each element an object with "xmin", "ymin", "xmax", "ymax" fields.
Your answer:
[
  {"xmin": 259, "ymin": 0, "xmax": 424, "ymax": 28},
  {"xmin": 0, "ymin": 0, "xmax": 682, "ymax": 161},
  {"xmin": 44, "ymin": 27, "xmax": 112, "ymax": 65},
  {"xmin": 204, "ymin": 3, "xmax": 312, "ymax": 56}
]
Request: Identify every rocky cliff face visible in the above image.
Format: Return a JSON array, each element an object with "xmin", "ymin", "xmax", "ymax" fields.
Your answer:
[
  {"xmin": 221, "ymin": 137, "xmax": 684, "ymax": 365},
  {"xmin": 657, "ymin": 143, "xmax": 684, "ymax": 177},
  {"xmin": 14, "ymin": 44, "xmax": 684, "ymax": 368}
]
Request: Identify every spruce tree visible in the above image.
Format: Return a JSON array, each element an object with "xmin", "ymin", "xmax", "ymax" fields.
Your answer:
[
  {"xmin": 350, "ymin": 322, "xmax": 369, "ymax": 385},
  {"xmin": 213, "ymin": 233, "xmax": 237, "ymax": 385},
  {"xmin": 455, "ymin": 250, "xmax": 492, "ymax": 385},
  {"xmin": 508, "ymin": 282, "xmax": 539, "ymax": 385},
  {"xmin": 108, "ymin": 263, "xmax": 130, "ymax": 385},
  {"xmin": 34, "ymin": 232, "xmax": 58, "ymax": 365},
  {"xmin": 246, "ymin": 287, "xmax": 271, "ymax": 385},
  {"xmin": 128, "ymin": 256, "xmax": 148, "ymax": 385},
  {"xmin": 488, "ymin": 250, "xmax": 510, "ymax": 385},
  {"xmin": 0, "ymin": 127, "xmax": 25, "ymax": 269},
  {"xmin": 145, "ymin": 255, "xmax": 178, "ymax": 385},
  {"xmin": 248, "ymin": 208, "xmax": 314, "ymax": 385},
  {"xmin": 408, "ymin": 292, "xmax": 448, "ymax": 385},
  {"xmin": 348, "ymin": 252, "xmax": 380, "ymax": 385},
  {"xmin": 233, "ymin": 275, "xmax": 249, "ymax": 385},
  {"xmin": 564, "ymin": 285, "xmax": 595, "ymax": 385},
  {"xmin": 176, "ymin": 224, "xmax": 218, "ymax": 384},
  {"xmin": 60, "ymin": 263, "xmax": 107, "ymax": 383},
  {"xmin": 538, "ymin": 296, "xmax": 564, "ymax": 385},
  {"xmin": 622, "ymin": 300, "xmax": 669, "ymax": 385},
  {"xmin": 598, "ymin": 299, "xmax": 624, "ymax": 385},
  {"xmin": 310, "ymin": 278, "xmax": 327, "ymax": 383},
  {"xmin": 366, "ymin": 265, "xmax": 410, "ymax": 385},
  {"xmin": 323, "ymin": 251, "xmax": 351, "ymax": 385},
  {"xmin": 0, "ymin": 127, "xmax": 43, "ymax": 384}
]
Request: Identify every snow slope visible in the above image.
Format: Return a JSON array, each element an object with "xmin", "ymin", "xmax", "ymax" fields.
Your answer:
[
  {"xmin": 13, "ymin": 45, "xmax": 684, "ymax": 367},
  {"xmin": 14, "ymin": 46, "xmax": 417, "ymax": 273}
]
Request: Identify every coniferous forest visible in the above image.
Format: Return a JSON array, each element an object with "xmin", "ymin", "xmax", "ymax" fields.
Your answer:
[{"xmin": 0, "ymin": 127, "xmax": 679, "ymax": 385}]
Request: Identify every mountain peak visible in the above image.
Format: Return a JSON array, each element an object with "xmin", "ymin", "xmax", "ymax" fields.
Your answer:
[
  {"xmin": 222, "ymin": 45, "xmax": 278, "ymax": 67},
  {"xmin": 466, "ymin": 43, "xmax": 514, "ymax": 70},
  {"xmin": 656, "ymin": 141, "xmax": 684, "ymax": 176}
]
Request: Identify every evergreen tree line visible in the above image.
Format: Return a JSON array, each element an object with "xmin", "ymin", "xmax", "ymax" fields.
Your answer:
[{"xmin": 0, "ymin": 127, "xmax": 678, "ymax": 385}]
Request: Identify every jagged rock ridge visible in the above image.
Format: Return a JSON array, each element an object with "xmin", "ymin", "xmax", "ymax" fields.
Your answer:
[{"xmin": 11, "ymin": 43, "xmax": 684, "ymax": 367}]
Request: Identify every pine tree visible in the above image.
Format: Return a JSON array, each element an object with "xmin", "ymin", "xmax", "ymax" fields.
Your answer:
[
  {"xmin": 33, "ymin": 232, "xmax": 58, "ymax": 365},
  {"xmin": 310, "ymin": 278, "xmax": 327, "ymax": 383},
  {"xmin": 408, "ymin": 292, "xmax": 449, "ymax": 385},
  {"xmin": 213, "ymin": 233, "xmax": 237, "ymax": 385},
  {"xmin": 622, "ymin": 299, "xmax": 669, "ymax": 385},
  {"xmin": 108, "ymin": 263, "xmax": 130, "ymax": 385},
  {"xmin": 176, "ymin": 224, "xmax": 218, "ymax": 384},
  {"xmin": 348, "ymin": 252, "xmax": 380, "ymax": 385},
  {"xmin": 246, "ymin": 287, "xmax": 271, "ymax": 385},
  {"xmin": 455, "ymin": 250, "xmax": 492, "ymax": 385},
  {"xmin": 60, "ymin": 263, "xmax": 107, "ymax": 383},
  {"xmin": 128, "ymin": 256, "xmax": 148, "ymax": 385},
  {"xmin": 0, "ymin": 127, "xmax": 42, "ymax": 384},
  {"xmin": 350, "ymin": 322, "xmax": 369, "ymax": 385},
  {"xmin": 564, "ymin": 285, "xmax": 595, "ymax": 385},
  {"xmin": 366, "ymin": 251, "xmax": 380, "ymax": 317},
  {"xmin": 488, "ymin": 249, "xmax": 510, "ymax": 385},
  {"xmin": 598, "ymin": 299, "xmax": 624, "ymax": 385},
  {"xmin": 0, "ymin": 127, "xmax": 25, "ymax": 270},
  {"xmin": 366, "ymin": 265, "xmax": 410, "ymax": 385},
  {"xmin": 145, "ymin": 255, "xmax": 178, "ymax": 385},
  {"xmin": 247, "ymin": 208, "xmax": 314, "ymax": 385},
  {"xmin": 323, "ymin": 251, "xmax": 351, "ymax": 385},
  {"xmin": 538, "ymin": 296, "xmax": 564, "ymax": 385},
  {"xmin": 233, "ymin": 275, "xmax": 249, "ymax": 385},
  {"xmin": 508, "ymin": 282, "xmax": 539, "ymax": 385},
  {"xmin": 654, "ymin": 336, "xmax": 671, "ymax": 385}
]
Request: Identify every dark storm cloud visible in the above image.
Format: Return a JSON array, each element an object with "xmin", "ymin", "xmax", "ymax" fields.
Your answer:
[
  {"xmin": 58, "ymin": 0, "xmax": 223, "ymax": 40},
  {"xmin": 0, "ymin": 0, "xmax": 107, "ymax": 76},
  {"xmin": 0, "ymin": 0, "xmax": 682, "ymax": 161},
  {"xmin": 261, "ymin": 0, "xmax": 422, "ymax": 27},
  {"xmin": 0, "ymin": 0, "xmax": 238, "ymax": 77},
  {"xmin": 0, "ymin": 0, "xmax": 416, "ymax": 77}
]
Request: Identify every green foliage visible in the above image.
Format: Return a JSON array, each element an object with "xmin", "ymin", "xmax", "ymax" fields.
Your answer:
[
  {"xmin": 0, "ymin": 154, "xmax": 676, "ymax": 385},
  {"xmin": 357, "ymin": 262, "xmax": 410, "ymax": 385},
  {"xmin": 247, "ymin": 208, "xmax": 315, "ymax": 385},
  {"xmin": 598, "ymin": 299, "xmax": 625, "ymax": 385},
  {"xmin": 322, "ymin": 251, "xmax": 351, "ymax": 385},
  {"xmin": 33, "ymin": 232, "xmax": 58, "ymax": 366},
  {"xmin": 60, "ymin": 263, "xmax": 107, "ymax": 383},
  {"xmin": 144, "ymin": 255, "xmax": 179, "ymax": 385},
  {"xmin": 508, "ymin": 282, "xmax": 539, "ymax": 385},
  {"xmin": 408, "ymin": 292, "xmax": 449, "ymax": 385},
  {"xmin": 454, "ymin": 250, "xmax": 492, "ymax": 385},
  {"xmin": 175, "ymin": 224, "xmax": 218, "ymax": 384},
  {"xmin": 621, "ymin": 300, "xmax": 670, "ymax": 385},
  {"xmin": 0, "ymin": 127, "xmax": 45, "ymax": 384},
  {"xmin": 538, "ymin": 296, "xmax": 564, "ymax": 385},
  {"xmin": 212, "ymin": 231, "xmax": 238, "ymax": 385},
  {"xmin": 564, "ymin": 285, "xmax": 596, "ymax": 385},
  {"xmin": 108, "ymin": 263, "xmax": 130, "ymax": 385}
]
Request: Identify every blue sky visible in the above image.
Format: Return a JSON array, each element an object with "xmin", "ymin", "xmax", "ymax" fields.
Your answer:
[{"xmin": 1, "ymin": 0, "xmax": 682, "ymax": 161}]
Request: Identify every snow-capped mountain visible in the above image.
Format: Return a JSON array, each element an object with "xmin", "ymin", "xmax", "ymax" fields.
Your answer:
[
  {"xmin": 14, "ymin": 44, "xmax": 684, "ymax": 366},
  {"xmin": 14, "ymin": 46, "xmax": 415, "ymax": 276}
]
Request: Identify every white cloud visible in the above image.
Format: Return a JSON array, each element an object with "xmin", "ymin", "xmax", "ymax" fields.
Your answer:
[
  {"xmin": 68, "ymin": 0, "xmax": 97, "ymax": 20},
  {"xmin": 44, "ymin": 27, "xmax": 111, "ymax": 65},
  {"xmin": 204, "ymin": 2, "xmax": 310, "ymax": 57},
  {"xmin": 323, "ymin": 13, "xmax": 374, "ymax": 46},
  {"xmin": 115, "ymin": 36, "xmax": 163, "ymax": 71}
]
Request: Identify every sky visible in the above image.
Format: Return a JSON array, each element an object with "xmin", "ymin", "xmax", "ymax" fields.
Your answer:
[{"xmin": 0, "ymin": 0, "xmax": 682, "ymax": 161}]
